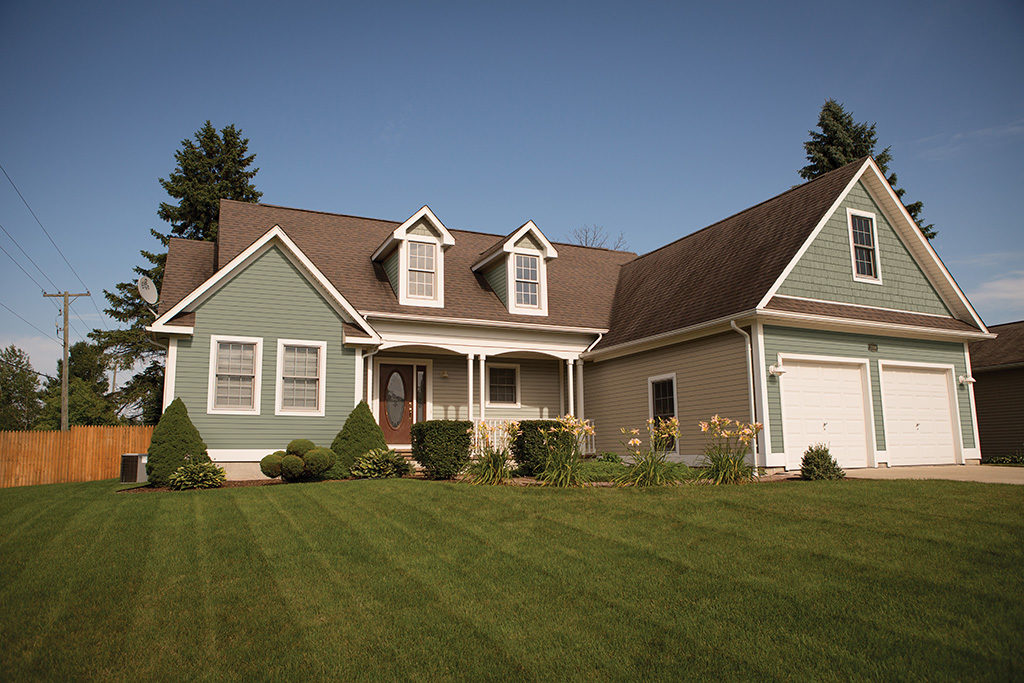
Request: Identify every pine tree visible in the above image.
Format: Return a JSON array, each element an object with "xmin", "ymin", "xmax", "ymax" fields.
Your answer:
[
  {"xmin": 147, "ymin": 397, "xmax": 208, "ymax": 486},
  {"xmin": 92, "ymin": 122, "xmax": 262, "ymax": 421},
  {"xmin": 0, "ymin": 345, "xmax": 42, "ymax": 430},
  {"xmin": 800, "ymin": 99, "xmax": 935, "ymax": 239},
  {"xmin": 329, "ymin": 401, "xmax": 387, "ymax": 478}
]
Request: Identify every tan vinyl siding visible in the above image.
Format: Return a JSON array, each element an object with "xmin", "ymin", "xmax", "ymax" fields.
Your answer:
[
  {"xmin": 778, "ymin": 181, "xmax": 951, "ymax": 316},
  {"xmin": 972, "ymin": 367, "xmax": 1024, "ymax": 458},
  {"xmin": 408, "ymin": 219, "xmax": 439, "ymax": 238},
  {"xmin": 584, "ymin": 332, "xmax": 750, "ymax": 459},
  {"xmin": 383, "ymin": 249, "xmax": 399, "ymax": 295},
  {"xmin": 375, "ymin": 352, "xmax": 561, "ymax": 421},
  {"xmin": 762, "ymin": 325, "xmax": 975, "ymax": 453},
  {"xmin": 173, "ymin": 246, "xmax": 355, "ymax": 451},
  {"xmin": 515, "ymin": 233, "xmax": 543, "ymax": 250},
  {"xmin": 483, "ymin": 261, "xmax": 507, "ymax": 307}
]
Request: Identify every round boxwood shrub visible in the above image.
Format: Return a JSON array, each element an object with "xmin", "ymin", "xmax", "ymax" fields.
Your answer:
[
  {"xmin": 147, "ymin": 397, "xmax": 209, "ymax": 486},
  {"xmin": 329, "ymin": 400, "xmax": 386, "ymax": 479},
  {"xmin": 287, "ymin": 439, "xmax": 316, "ymax": 456},
  {"xmin": 260, "ymin": 451, "xmax": 285, "ymax": 478},
  {"xmin": 280, "ymin": 454, "xmax": 306, "ymax": 481},
  {"xmin": 800, "ymin": 444, "xmax": 845, "ymax": 480},
  {"xmin": 411, "ymin": 420, "xmax": 472, "ymax": 480},
  {"xmin": 303, "ymin": 447, "xmax": 336, "ymax": 477},
  {"xmin": 512, "ymin": 420, "xmax": 573, "ymax": 476}
]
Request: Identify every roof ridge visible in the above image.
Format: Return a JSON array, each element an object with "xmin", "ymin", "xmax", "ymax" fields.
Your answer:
[{"xmin": 624, "ymin": 157, "xmax": 868, "ymax": 264}]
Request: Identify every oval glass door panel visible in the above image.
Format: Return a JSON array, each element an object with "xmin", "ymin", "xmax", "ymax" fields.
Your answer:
[{"xmin": 385, "ymin": 371, "xmax": 405, "ymax": 428}]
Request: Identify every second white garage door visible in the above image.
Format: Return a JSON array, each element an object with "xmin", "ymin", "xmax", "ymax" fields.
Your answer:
[
  {"xmin": 780, "ymin": 359, "xmax": 873, "ymax": 470},
  {"xmin": 880, "ymin": 365, "xmax": 958, "ymax": 466}
]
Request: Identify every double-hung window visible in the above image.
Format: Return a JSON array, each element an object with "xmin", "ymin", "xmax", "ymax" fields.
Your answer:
[
  {"xmin": 276, "ymin": 340, "xmax": 326, "ymax": 416},
  {"xmin": 514, "ymin": 254, "xmax": 539, "ymax": 307},
  {"xmin": 209, "ymin": 336, "xmax": 262, "ymax": 414},
  {"xmin": 487, "ymin": 364, "xmax": 519, "ymax": 406},
  {"xmin": 407, "ymin": 241, "xmax": 436, "ymax": 299},
  {"xmin": 849, "ymin": 211, "xmax": 880, "ymax": 281},
  {"xmin": 648, "ymin": 374, "xmax": 677, "ymax": 452}
]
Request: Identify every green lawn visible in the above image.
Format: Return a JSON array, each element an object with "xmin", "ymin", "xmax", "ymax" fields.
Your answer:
[{"xmin": 1, "ymin": 478, "xmax": 1022, "ymax": 680}]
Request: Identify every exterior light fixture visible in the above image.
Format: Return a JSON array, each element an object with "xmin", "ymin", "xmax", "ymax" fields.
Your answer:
[
  {"xmin": 958, "ymin": 375, "xmax": 976, "ymax": 386},
  {"xmin": 768, "ymin": 364, "xmax": 787, "ymax": 377}
]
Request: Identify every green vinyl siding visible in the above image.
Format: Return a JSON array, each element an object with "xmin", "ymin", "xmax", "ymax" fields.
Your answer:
[
  {"xmin": 172, "ymin": 245, "xmax": 356, "ymax": 451},
  {"xmin": 383, "ymin": 249, "xmax": 399, "ymax": 296},
  {"xmin": 763, "ymin": 325, "xmax": 974, "ymax": 453},
  {"xmin": 408, "ymin": 219, "xmax": 438, "ymax": 238},
  {"xmin": 484, "ymin": 260, "xmax": 507, "ymax": 306},
  {"xmin": 515, "ymin": 233, "xmax": 543, "ymax": 250},
  {"xmin": 777, "ymin": 181, "xmax": 950, "ymax": 316}
]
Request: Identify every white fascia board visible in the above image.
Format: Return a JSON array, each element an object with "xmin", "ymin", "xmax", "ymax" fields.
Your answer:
[
  {"xmin": 146, "ymin": 324, "xmax": 195, "ymax": 335},
  {"xmin": 756, "ymin": 308, "xmax": 996, "ymax": 341},
  {"xmin": 471, "ymin": 220, "xmax": 558, "ymax": 272},
  {"xmin": 373, "ymin": 205, "xmax": 455, "ymax": 262},
  {"xmin": 361, "ymin": 310, "xmax": 606, "ymax": 334},
  {"xmin": 151, "ymin": 225, "xmax": 380, "ymax": 342}
]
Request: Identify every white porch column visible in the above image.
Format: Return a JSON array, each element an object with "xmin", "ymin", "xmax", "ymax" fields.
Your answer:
[
  {"xmin": 478, "ymin": 354, "xmax": 487, "ymax": 421},
  {"xmin": 566, "ymin": 359, "xmax": 575, "ymax": 416},
  {"xmin": 575, "ymin": 359, "xmax": 585, "ymax": 420},
  {"xmin": 366, "ymin": 355, "xmax": 374, "ymax": 407},
  {"xmin": 354, "ymin": 349, "xmax": 363, "ymax": 407},
  {"xmin": 467, "ymin": 354, "xmax": 475, "ymax": 422}
]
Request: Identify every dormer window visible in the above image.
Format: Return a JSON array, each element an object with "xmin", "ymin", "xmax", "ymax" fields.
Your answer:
[
  {"xmin": 408, "ymin": 241, "xmax": 436, "ymax": 299},
  {"xmin": 514, "ymin": 254, "xmax": 539, "ymax": 307},
  {"xmin": 371, "ymin": 206, "xmax": 455, "ymax": 309},
  {"xmin": 847, "ymin": 208, "xmax": 882, "ymax": 284}
]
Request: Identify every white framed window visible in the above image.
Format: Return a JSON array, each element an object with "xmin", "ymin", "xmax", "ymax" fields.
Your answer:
[
  {"xmin": 407, "ymin": 241, "xmax": 436, "ymax": 299},
  {"xmin": 275, "ymin": 339, "xmax": 327, "ymax": 416},
  {"xmin": 207, "ymin": 335, "xmax": 263, "ymax": 415},
  {"xmin": 486, "ymin": 363, "xmax": 521, "ymax": 407},
  {"xmin": 647, "ymin": 373, "xmax": 677, "ymax": 453},
  {"xmin": 514, "ymin": 253, "xmax": 539, "ymax": 307},
  {"xmin": 847, "ymin": 208, "xmax": 882, "ymax": 284}
]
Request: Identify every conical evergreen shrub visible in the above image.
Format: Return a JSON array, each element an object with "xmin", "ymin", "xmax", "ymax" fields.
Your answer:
[
  {"xmin": 147, "ymin": 398, "xmax": 208, "ymax": 486},
  {"xmin": 328, "ymin": 401, "xmax": 386, "ymax": 479}
]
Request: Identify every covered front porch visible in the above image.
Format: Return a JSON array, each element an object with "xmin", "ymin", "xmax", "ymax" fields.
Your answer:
[{"xmin": 355, "ymin": 344, "xmax": 592, "ymax": 452}]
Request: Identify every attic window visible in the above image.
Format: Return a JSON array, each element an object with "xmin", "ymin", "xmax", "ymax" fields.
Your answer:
[
  {"xmin": 848, "ymin": 209, "xmax": 882, "ymax": 284},
  {"xmin": 407, "ymin": 241, "xmax": 436, "ymax": 299},
  {"xmin": 514, "ymin": 254, "xmax": 539, "ymax": 307}
]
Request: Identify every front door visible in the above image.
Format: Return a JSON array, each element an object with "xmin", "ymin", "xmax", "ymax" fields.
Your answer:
[{"xmin": 379, "ymin": 364, "xmax": 414, "ymax": 444}]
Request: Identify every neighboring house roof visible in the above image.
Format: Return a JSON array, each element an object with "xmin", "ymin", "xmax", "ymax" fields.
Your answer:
[
  {"xmin": 970, "ymin": 320, "xmax": 1024, "ymax": 370},
  {"xmin": 595, "ymin": 159, "xmax": 867, "ymax": 349}
]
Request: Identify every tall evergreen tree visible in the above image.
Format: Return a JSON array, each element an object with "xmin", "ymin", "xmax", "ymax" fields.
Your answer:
[
  {"xmin": 92, "ymin": 122, "xmax": 262, "ymax": 421},
  {"xmin": 800, "ymin": 99, "xmax": 935, "ymax": 239},
  {"xmin": 0, "ymin": 345, "xmax": 42, "ymax": 430}
]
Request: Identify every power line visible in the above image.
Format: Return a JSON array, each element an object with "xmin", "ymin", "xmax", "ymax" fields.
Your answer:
[
  {"xmin": 0, "ymin": 162, "xmax": 112, "ymax": 331},
  {"xmin": 0, "ymin": 356, "xmax": 56, "ymax": 381},
  {"xmin": 0, "ymin": 240, "xmax": 89, "ymax": 340},
  {"xmin": 0, "ymin": 220, "xmax": 60, "ymax": 290},
  {"xmin": 0, "ymin": 299, "xmax": 61, "ymax": 346}
]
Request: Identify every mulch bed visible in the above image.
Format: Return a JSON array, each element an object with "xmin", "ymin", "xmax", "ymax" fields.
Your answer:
[{"xmin": 118, "ymin": 479, "xmax": 285, "ymax": 493}]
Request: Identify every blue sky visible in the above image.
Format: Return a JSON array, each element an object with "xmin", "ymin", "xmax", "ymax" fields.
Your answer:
[{"xmin": 1, "ymin": 0, "xmax": 1022, "ymax": 374}]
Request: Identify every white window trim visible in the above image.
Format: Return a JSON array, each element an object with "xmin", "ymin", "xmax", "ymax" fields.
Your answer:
[
  {"xmin": 275, "ymin": 338, "xmax": 327, "ymax": 417},
  {"xmin": 207, "ymin": 334, "xmax": 263, "ymax": 415},
  {"xmin": 847, "ymin": 208, "xmax": 883, "ymax": 285},
  {"xmin": 485, "ymin": 362, "xmax": 521, "ymax": 408},
  {"xmin": 397, "ymin": 236, "xmax": 445, "ymax": 308},
  {"xmin": 647, "ymin": 372, "xmax": 678, "ymax": 455},
  {"xmin": 506, "ymin": 248, "xmax": 549, "ymax": 316}
]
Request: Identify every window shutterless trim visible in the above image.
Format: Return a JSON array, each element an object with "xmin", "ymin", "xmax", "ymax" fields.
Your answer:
[
  {"xmin": 207, "ymin": 335, "xmax": 263, "ymax": 415},
  {"xmin": 647, "ymin": 372, "xmax": 678, "ymax": 454},
  {"xmin": 275, "ymin": 338, "xmax": 327, "ymax": 417},
  {"xmin": 847, "ymin": 208, "xmax": 883, "ymax": 285},
  {"xmin": 485, "ymin": 362, "xmax": 521, "ymax": 408}
]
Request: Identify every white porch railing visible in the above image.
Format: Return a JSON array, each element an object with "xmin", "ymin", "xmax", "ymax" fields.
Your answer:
[{"xmin": 471, "ymin": 418, "xmax": 596, "ymax": 456}]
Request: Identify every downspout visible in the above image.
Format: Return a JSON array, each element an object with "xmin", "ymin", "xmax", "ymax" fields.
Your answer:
[
  {"xmin": 584, "ymin": 332, "xmax": 604, "ymax": 354},
  {"xmin": 730, "ymin": 320, "xmax": 759, "ymax": 470}
]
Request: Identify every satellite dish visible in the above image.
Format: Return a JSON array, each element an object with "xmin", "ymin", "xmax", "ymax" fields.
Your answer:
[{"xmin": 137, "ymin": 276, "xmax": 159, "ymax": 305}]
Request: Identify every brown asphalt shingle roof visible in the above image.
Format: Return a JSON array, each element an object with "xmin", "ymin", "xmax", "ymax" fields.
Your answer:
[
  {"xmin": 158, "ymin": 238, "xmax": 216, "ymax": 327},
  {"xmin": 970, "ymin": 320, "xmax": 1024, "ymax": 369},
  {"xmin": 766, "ymin": 297, "xmax": 980, "ymax": 332}
]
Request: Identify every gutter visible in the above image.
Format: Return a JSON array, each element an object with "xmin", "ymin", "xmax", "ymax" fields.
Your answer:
[
  {"xmin": 584, "ymin": 332, "xmax": 604, "ymax": 354},
  {"xmin": 729, "ymin": 320, "xmax": 759, "ymax": 470}
]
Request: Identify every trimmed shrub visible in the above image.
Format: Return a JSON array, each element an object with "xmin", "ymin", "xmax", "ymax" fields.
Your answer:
[
  {"xmin": 329, "ymin": 401, "xmax": 386, "ymax": 479},
  {"xmin": 983, "ymin": 444, "xmax": 1024, "ymax": 465},
  {"xmin": 352, "ymin": 448, "xmax": 410, "ymax": 479},
  {"xmin": 512, "ymin": 420, "xmax": 573, "ymax": 476},
  {"xmin": 147, "ymin": 398, "xmax": 209, "ymax": 486},
  {"xmin": 280, "ymin": 454, "xmax": 306, "ymax": 481},
  {"xmin": 286, "ymin": 439, "xmax": 316, "ymax": 456},
  {"xmin": 260, "ymin": 451, "xmax": 286, "ymax": 478},
  {"xmin": 800, "ymin": 444, "xmax": 845, "ymax": 480},
  {"xmin": 168, "ymin": 457, "xmax": 226, "ymax": 490},
  {"xmin": 411, "ymin": 420, "xmax": 472, "ymax": 480},
  {"xmin": 303, "ymin": 447, "xmax": 336, "ymax": 478}
]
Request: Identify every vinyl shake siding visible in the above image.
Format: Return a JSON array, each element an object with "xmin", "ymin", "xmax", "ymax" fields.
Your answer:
[
  {"xmin": 778, "ymin": 181, "xmax": 951, "ymax": 316},
  {"xmin": 173, "ymin": 246, "xmax": 356, "ymax": 451},
  {"xmin": 584, "ymin": 332, "xmax": 750, "ymax": 459}
]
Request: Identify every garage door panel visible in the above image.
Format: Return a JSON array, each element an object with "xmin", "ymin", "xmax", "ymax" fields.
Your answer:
[
  {"xmin": 781, "ymin": 360, "xmax": 871, "ymax": 470},
  {"xmin": 881, "ymin": 366, "xmax": 957, "ymax": 466}
]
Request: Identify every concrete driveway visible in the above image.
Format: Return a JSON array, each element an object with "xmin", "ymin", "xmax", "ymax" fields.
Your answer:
[{"xmin": 845, "ymin": 465, "xmax": 1024, "ymax": 485}]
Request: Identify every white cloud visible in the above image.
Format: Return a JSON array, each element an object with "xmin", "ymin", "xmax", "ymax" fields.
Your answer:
[
  {"xmin": 968, "ymin": 270, "xmax": 1024, "ymax": 325},
  {"xmin": 915, "ymin": 118, "xmax": 1024, "ymax": 161}
]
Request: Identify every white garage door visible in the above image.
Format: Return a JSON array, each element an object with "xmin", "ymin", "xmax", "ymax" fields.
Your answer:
[
  {"xmin": 880, "ymin": 365, "xmax": 958, "ymax": 466},
  {"xmin": 781, "ymin": 360, "xmax": 872, "ymax": 470}
]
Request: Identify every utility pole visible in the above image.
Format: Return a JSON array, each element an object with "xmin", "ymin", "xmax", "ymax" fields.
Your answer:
[{"xmin": 42, "ymin": 290, "xmax": 89, "ymax": 431}]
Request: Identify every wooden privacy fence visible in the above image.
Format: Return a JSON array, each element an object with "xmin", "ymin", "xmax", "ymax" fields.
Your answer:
[{"xmin": 0, "ymin": 425, "xmax": 154, "ymax": 488}]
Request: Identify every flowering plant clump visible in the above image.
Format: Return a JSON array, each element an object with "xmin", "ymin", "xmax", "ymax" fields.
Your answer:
[
  {"xmin": 615, "ymin": 417, "xmax": 685, "ymax": 487},
  {"xmin": 697, "ymin": 415, "xmax": 762, "ymax": 485},
  {"xmin": 467, "ymin": 421, "xmax": 516, "ymax": 485},
  {"xmin": 537, "ymin": 415, "xmax": 594, "ymax": 487}
]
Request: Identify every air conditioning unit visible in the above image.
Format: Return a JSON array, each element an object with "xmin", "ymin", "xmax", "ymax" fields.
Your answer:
[{"xmin": 120, "ymin": 453, "xmax": 148, "ymax": 483}]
